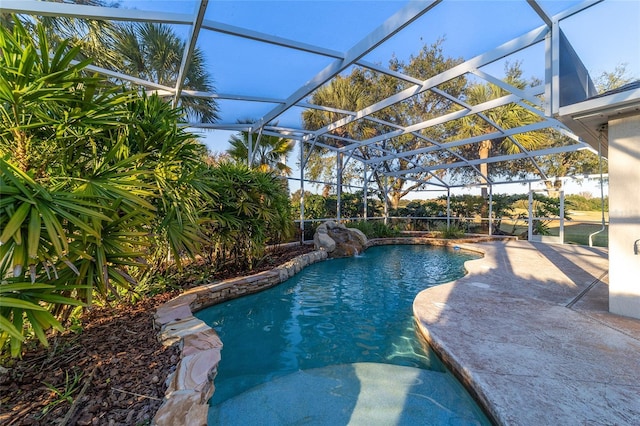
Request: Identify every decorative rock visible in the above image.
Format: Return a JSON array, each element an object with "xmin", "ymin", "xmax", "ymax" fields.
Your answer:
[
  {"xmin": 314, "ymin": 227, "xmax": 336, "ymax": 252},
  {"xmin": 182, "ymin": 328, "xmax": 223, "ymax": 357},
  {"xmin": 349, "ymin": 227, "xmax": 368, "ymax": 247},
  {"xmin": 167, "ymin": 349, "xmax": 219, "ymax": 395},
  {"xmin": 159, "ymin": 317, "xmax": 211, "ymax": 347},
  {"xmin": 278, "ymin": 268, "xmax": 289, "ymax": 281},
  {"xmin": 153, "ymin": 390, "xmax": 209, "ymax": 426},
  {"xmin": 313, "ymin": 221, "xmax": 368, "ymax": 258},
  {"xmin": 155, "ymin": 295, "xmax": 196, "ymax": 326}
]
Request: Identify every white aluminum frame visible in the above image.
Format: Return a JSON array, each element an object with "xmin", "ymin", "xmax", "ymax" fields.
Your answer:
[{"xmin": 1, "ymin": 0, "xmax": 607, "ymax": 192}]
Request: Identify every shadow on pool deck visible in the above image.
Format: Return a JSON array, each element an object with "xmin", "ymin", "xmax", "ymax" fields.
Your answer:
[{"xmin": 413, "ymin": 239, "xmax": 640, "ymax": 425}]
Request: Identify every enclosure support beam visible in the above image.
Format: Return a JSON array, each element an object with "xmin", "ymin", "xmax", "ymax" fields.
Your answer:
[
  {"xmin": 248, "ymin": 131, "xmax": 253, "ymax": 167},
  {"xmin": 363, "ymin": 166, "xmax": 369, "ymax": 220},
  {"xmin": 299, "ymin": 140, "xmax": 306, "ymax": 244},
  {"xmin": 488, "ymin": 186, "xmax": 494, "ymax": 236},
  {"xmin": 527, "ymin": 0, "xmax": 553, "ymax": 27},
  {"xmin": 0, "ymin": 1, "xmax": 193, "ymax": 23},
  {"xmin": 528, "ymin": 184, "xmax": 534, "ymax": 241},
  {"xmin": 258, "ymin": 1, "xmax": 440, "ymax": 126},
  {"xmin": 370, "ymin": 121, "xmax": 551, "ymax": 165},
  {"xmin": 336, "ymin": 152, "xmax": 343, "ymax": 222},
  {"xmin": 447, "ymin": 189, "xmax": 451, "ymax": 230},
  {"xmin": 173, "ymin": 0, "xmax": 208, "ymax": 107},
  {"xmin": 589, "ymin": 135, "xmax": 606, "ymax": 247},
  {"xmin": 315, "ymin": 25, "xmax": 548, "ymax": 140},
  {"xmin": 251, "ymin": 127, "xmax": 264, "ymax": 165},
  {"xmin": 559, "ymin": 190, "xmax": 565, "ymax": 243},
  {"xmin": 550, "ymin": 19, "xmax": 560, "ymax": 115},
  {"xmin": 383, "ymin": 140, "xmax": 582, "ymax": 178},
  {"xmin": 383, "ymin": 183, "xmax": 389, "ymax": 226}
]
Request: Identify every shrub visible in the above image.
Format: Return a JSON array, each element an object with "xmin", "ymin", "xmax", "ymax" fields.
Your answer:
[
  {"xmin": 200, "ymin": 162, "xmax": 294, "ymax": 271},
  {"xmin": 347, "ymin": 221, "xmax": 400, "ymax": 238},
  {"xmin": 566, "ymin": 194, "xmax": 608, "ymax": 211},
  {"xmin": 0, "ymin": 20, "xmax": 295, "ymax": 357},
  {"xmin": 438, "ymin": 224, "xmax": 466, "ymax": 239}
]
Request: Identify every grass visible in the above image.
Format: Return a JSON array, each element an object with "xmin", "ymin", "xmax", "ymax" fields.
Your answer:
[
  {"xmin": 438, "ymin": 224, "xmax": 466, "ymax": 239},
  {"xmin": 498, "ymin": 210, "xmax": 608, "ymax": 247}
]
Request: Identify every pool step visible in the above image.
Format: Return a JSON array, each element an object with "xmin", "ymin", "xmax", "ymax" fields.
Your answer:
[{"xmin": 209, "ymin": 362, "xmax": 490, "ymax": 425}]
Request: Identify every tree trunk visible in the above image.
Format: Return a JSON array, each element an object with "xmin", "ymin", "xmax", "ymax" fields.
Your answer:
[
  {"xmin": 479, "ymin": 140, "xmax": 492, "ymax": 231},
  {"xmin": 543, "ymin": 179, "xmax": 563, "ymax": 198},
  {"xmin": 479, "ymin": 140, "xmax": 491, "ymax": 199},
  {"xmin": 390, "ymin": 192, "xmax": 402, "ymax": 210}
]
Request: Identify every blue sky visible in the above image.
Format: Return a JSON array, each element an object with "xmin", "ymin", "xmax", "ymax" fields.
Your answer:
[
  {"xmin": 119, "ymin": 0, "xmax": 637, "ymax": 196},
  {"xmin": 179, "ymin": 1, "xmax": 638, "ymax": 143},
  {"xmin": 119, "ymin": 1, "xmax": 639, "ymax": 110}
]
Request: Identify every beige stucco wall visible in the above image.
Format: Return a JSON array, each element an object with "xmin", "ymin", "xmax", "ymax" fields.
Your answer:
[{"xmin": 608, "ymin": 114, "xmax": 640, "ymax": 319}]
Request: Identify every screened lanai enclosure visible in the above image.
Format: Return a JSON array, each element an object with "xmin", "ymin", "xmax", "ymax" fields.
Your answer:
[
  {"xmin": 4, "ymin": 3, "xmax": 640, "ymax": 423},
  {"xmin": 2, "ymin": 0, "xmax": 638, "ymax": 240}
]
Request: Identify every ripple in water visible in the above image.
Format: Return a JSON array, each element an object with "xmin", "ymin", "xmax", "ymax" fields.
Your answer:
[{"xmin": 195, "ymin": 244, "xmax": 479, "ymax": 405}]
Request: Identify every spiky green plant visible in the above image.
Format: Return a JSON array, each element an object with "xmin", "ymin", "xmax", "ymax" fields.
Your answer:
[
  {"xmin": 202, "ymin": 162, "xmax": 294, "ymax": 270},
  {"xmin": 0, "ymin": 17, "xmax": 294, "ymax": 357},
  {"xmin": 0, "ymin": 18, "xmax": 212, "ymax": 355},
  {"xmin": 0, "ymin": 18, "xmax": 157, "ymax": 356}
]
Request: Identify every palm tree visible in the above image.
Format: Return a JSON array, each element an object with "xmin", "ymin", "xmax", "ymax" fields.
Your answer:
[
  {"xmin": 11, "ymin": 0, "xmax": 121, "ymax": 70},
  {"xmin": 303, "ymin": 74, "xmax": 373, "ymax": 139},
  {"xmin": 113, "ymin": 22, "xmax": 219, "ymax": 123},
  {"xmin": 302, "ymin": 74, "xmax": 376, "ymax": 197},
  {"xmin": 457, "ymin": 63, "xmax": 546, "ymax": 198},
  {"xmin": 10, "ymin": 3, "xmax": 218, "ymax": 123},
  {"xmin": 227, "ymin": 121, "xmax": 295, "ymax": 176}
]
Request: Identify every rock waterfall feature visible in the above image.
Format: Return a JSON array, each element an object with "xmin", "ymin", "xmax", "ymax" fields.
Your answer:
[{"xmin": 313, "ymin": 221, "xmax": 368, "ymax": 258}]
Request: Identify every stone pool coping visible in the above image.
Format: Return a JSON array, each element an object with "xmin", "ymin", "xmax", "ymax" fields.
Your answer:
[{"xmin": 151, "ymin": 236, "xmax": 511, "ymax": 425}]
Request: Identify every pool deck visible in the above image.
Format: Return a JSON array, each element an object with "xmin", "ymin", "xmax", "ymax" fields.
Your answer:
[{"xmin": 413, "ymin": 239, "xmax": 640, "ymax": 425}]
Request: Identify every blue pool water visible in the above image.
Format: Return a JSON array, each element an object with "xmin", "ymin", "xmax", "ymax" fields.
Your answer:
[{"xmin": 196, "ymin": 245, "xmax": 490, "ymax": 424}]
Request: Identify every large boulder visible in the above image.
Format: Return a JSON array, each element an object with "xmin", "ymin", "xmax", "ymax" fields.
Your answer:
[
  {"xmin": 313, "ymin": 221, "xmax": 368, "ymax": 258},
  {"xmin": 314, "ymin": 225, "xmax": 336, "ymax": 253},
  {"xmin": 348, "ymin": 227, "xmax": 368, "ymax": 247}
]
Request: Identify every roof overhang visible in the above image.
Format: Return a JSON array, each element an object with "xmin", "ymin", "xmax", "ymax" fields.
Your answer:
[{"xmin": 557, "ymin": 84, "xmax": 640, "ymax": 158}]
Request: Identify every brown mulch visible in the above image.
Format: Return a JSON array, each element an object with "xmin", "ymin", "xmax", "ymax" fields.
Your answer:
[{"xmin": 0, "ymin": 243, "xmax": 315, "ymax": 426}]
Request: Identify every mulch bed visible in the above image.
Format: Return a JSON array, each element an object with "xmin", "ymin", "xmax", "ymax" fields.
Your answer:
[{"xmin": 0, "ymin": 243, "xmax": 315, "ymax": 426}]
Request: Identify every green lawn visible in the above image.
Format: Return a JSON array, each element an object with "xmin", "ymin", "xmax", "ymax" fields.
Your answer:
[{"xmin": 498, "ymin": 210, "xmax": 608, "ymax": 247}]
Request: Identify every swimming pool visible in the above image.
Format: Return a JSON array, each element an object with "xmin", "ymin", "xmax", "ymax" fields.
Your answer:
[{"xmin": 195, "ymin": 244, "xmax": 491, "ymax": 424}]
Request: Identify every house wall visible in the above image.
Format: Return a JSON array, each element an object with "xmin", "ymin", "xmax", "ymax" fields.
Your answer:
[{"xmin": 608, "ymin": 114, "xmax": 640, "ymax": 319}]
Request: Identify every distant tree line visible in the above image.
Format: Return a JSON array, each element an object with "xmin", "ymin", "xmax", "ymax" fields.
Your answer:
[{"xmin": 290, "ymin": 190, "xmax": 607, "ymax": 239}]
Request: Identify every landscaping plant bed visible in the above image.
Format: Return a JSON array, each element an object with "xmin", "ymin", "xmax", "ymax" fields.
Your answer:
[{"xmin": 0, "ymin": 243, "xmax": 315, "ymax": 426}]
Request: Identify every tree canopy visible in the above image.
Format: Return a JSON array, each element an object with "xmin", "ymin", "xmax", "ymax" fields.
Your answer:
[
  {"xmin": 301, "ymin": 45, "xmax": 611, "ymax": 206},
  {"xmin": 302, "ymin": 40, "xmax": 466, "ymax": 209},
  {"xmin": 226, "ymin": 121, "xmax": 296, "ymax": 176}
]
